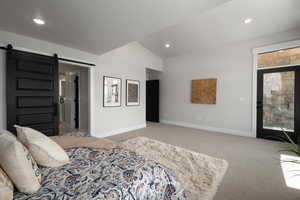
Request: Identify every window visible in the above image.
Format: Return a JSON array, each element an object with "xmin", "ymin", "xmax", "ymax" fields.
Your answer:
[{"xmin": 257, "ymin": 47, "xmax": 300, "ymax": 68}]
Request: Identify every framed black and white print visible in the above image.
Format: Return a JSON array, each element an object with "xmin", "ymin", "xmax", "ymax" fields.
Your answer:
[
  {"xmin": 126, "ymin": 79, "xmax": 140, "ymax": 106},
  {"xmin": 103, "ymin": 76, "xmax": 122, "ymax": 107}
]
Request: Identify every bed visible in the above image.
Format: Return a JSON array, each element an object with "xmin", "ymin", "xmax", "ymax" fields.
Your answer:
[{"xmin": 13, "ymin": 137, "xmax": 187, "ymax": 200}]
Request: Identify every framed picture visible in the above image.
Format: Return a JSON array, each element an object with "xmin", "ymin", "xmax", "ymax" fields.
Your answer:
[
  {"xmin": 126, "ymin": 79, "xmax": 140, "ymax": 106},
  {"xmin": 103, "ymin": 76, "xmax": 122, "ymax": 107},
  {"xmin": 191, "ymin": 78, "xmax": 217, "ymax": 104}
]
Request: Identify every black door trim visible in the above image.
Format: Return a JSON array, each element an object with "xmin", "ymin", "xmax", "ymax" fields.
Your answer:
[{"xmin": 257, "ymin": 66, "xmax": 300, "ymax": 143}]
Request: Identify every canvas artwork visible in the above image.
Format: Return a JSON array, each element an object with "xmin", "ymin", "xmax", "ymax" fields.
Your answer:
[
  {"xmin": 191, "ymin": 78, "xmax": 217, "ymax": 104},
  {"xmin": 126, "ymin": 79, "xmax": 140, "ymax": 106},
  {"xmin": 103, "ymin": 76, "xmax": 121, "ymax": 107}
]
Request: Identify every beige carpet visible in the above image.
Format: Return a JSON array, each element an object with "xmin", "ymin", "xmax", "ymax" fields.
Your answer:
[
  {"xmin": 122, "ymin": 137, "xmax": 228, "ymax": 200},
  {"xmin": 108, "ymin": 123, "xmax": 300, "ymax": 200}
]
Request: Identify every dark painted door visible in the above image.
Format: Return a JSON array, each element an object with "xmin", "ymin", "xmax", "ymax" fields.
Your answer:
[
  {"xmin": 74, "ymin": 75, "xmax": 79, "ymax": 129},
  {"xmin": 146, "ymin": 80, "xmax": 159, "ymax": 122},
  {"xmin": 257, "ymin": 66, "xmax": 300, "ymax": 143},
  {"xmin": 6, "ymin": 47, "xmax": 59, "ymax": 136}
]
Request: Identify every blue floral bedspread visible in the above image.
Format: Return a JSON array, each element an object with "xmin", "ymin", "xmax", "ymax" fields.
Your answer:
[{"xmin": 14, "ymin": 147, "xmax": 186, "ymax": 200}]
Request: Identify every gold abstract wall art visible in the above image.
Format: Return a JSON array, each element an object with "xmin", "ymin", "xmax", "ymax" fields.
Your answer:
[{"xmin": 191, "ymin": 78, "xmax": 217, "ymax": 104}]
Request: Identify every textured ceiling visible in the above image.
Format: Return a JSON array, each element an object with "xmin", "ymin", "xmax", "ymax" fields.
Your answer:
[
  {"xmin": 140, "ymin": 0, "xmax": 300, "ymax": 58},
  {"xmin": 0, "ymin": 0, "xmax": 231, "ymax": 55}
]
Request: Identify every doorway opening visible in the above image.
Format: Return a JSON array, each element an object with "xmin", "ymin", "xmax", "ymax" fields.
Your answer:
[
  {"xmin": 59, "ymin": 63, "xmax": 90, "ymax": 136},
  {"xmin": 146, "ymin": 68, "xmax": 161, "ymax": 123},
  {"xmin": 256, "ymin": 47, "xmax": 300, "ymax": 143}
]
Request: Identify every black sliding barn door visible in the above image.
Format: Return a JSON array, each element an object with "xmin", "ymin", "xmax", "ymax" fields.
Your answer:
[{"xmin": 6, "ymin": 47, "xmax": 59, "ymax": 136}]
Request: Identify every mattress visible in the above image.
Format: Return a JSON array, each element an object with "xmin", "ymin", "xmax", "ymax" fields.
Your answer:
[{"xmin": 14, "ymin": 147, "xmax": 186, "ymax": 200}]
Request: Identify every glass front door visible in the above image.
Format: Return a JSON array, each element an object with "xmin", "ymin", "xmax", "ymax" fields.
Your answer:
[{"xmin": 257, "ymin": 66, "xmax": 300, "ymax": 143}]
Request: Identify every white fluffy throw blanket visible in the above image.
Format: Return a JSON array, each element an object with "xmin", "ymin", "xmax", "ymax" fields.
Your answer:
[{"xmin": 122, "ymin": 137, "xmax": 228, "ymax": 200}]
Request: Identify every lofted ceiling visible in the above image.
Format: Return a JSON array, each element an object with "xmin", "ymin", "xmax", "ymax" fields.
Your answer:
[
  {"xmin": 0, "ymin": 0, "xmax": 231, "ymax": 55},
  {"xmin": 140, "ymin": 0, "xmax": 300, "ymax": 58}
]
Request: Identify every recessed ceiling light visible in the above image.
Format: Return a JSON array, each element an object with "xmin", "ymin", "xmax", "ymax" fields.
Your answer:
[
  {"xmin": 33, "ymin": 18, "xmax": 45, "ymax": 25},
  {"xmin": 165, "ymin": 43, "xmax": 171, "ymax": 48},
  {"xmin": 244, "ymin": 18, "xmax": 253, "ymax": 24}
]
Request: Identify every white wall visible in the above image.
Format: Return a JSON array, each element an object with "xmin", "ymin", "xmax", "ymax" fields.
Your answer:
[
  {"xmin": 146, "ymin": 68, "xmax": 161, "ymax": 80},
  {"xmin": 161, "ymin": 30, "xmax": 300, "ymax": 137},
  {"xmin": 0, "ymin": 30, "xmax": 97, "ymax": 62},
  {"xmin": 91, "ymin": 42, "xmax": 164, "ymax": 137}
]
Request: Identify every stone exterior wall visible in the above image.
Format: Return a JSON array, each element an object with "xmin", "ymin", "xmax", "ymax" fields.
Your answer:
[
  {"xmin": 263, "ymin": 72, "xmax": 294, "ymax": 131},
  {"xmin": 258, "ymin": 47, "xmax": 300, "ymax": 68}
]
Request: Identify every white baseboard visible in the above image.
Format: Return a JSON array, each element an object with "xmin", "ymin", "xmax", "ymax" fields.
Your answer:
[
  {"xmin": 160, "ymin": 120, "xmax": 253, "ymax": 138},
  {"xmin": 94, "ymin": 123, "xmax": 147, "ymax": 138}
]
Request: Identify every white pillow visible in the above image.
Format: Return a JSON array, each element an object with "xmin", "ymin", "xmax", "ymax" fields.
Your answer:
[
  {"xmin": 0, "ymin": 131, "xmax": 41, "ymax": 193},
  {"xmin": 0, "ymin": 130, "xmax": 16, "ymax": 139},
  {"xmin": 0, "ymin": 168, "xmax": 13, "ymax": 200},
  {"xmin": 0, "ymin": 186, "xmax": 13, "ymax": 200},
  {"xmin": 15, "ymin": 125, "xmax": 70, "ymax": 167}
]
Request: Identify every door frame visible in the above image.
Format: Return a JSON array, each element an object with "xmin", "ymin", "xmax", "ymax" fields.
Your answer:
[
  {"xmin": 58, "ymin": 61, "xmax": 92, "ymax": 135},
  {"xmin": 252, "ymin": 39, "xmax": 300, "ymax": 139},
  {"xmin": 256, "ymin": 66, "xmax": 300, "ymax": 143}
]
